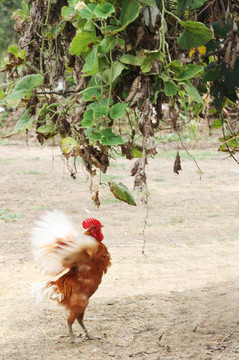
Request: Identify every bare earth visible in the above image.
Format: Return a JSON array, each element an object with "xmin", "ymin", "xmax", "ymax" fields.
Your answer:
[{"xmin": 1, "ymin": 140, "xmax": 239, "ymax": 360}]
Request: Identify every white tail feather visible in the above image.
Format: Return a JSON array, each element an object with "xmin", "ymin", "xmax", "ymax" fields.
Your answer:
[
  {"xmin": 30, "ymin": 281, "xmax": 64, "ymax": 302},
  {"xmin": 30, "ymin": 210, "xmax": 98, "ymax": 276}
]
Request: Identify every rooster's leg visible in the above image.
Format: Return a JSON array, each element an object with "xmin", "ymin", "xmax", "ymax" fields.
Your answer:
[
  {"xmin": 77, "ymin": 317, "xmax": 92, "ymax": 339},
  {"xmin": 77, "ymin": 316, "xmax": 100, "ymax": 340},
  {"xmin": 67, "ymin": 321, "xmax": 75, "ymax": 343}
]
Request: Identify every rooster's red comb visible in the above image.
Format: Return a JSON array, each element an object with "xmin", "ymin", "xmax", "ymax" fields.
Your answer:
[{"xmin": 82, "ymin": 218, "xmax": 102, "ymax": 229}]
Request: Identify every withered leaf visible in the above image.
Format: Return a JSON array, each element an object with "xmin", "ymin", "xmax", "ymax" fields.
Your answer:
[
  {"xmin": 92, "ymin": 190, "xmax": 100, "ymax": 208},
  {"xmin": 132, "ymin": 157, "xmax": 147, "ymax": 191},
  {"xmin": 135, "ymin": 26, "xmax": 145, "ymax": 48},
  {"xmin": 121, "ymin": 142, "xmax": 133, "ymax": 160},
  {"xmin": 125, "ymin": 75, "xmax": 141, "ymax": 102},
  {"xmin": 174, "ymin": 151, "xmax": 182, "ymax": 174},
  {"xmin": 131, "ymin": 159, "xmax": 140, "ymax": 177}
]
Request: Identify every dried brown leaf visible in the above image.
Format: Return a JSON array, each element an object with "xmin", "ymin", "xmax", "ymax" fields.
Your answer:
[
  {"xmin": 135, "ymin": 26, "xmax": 145, "ymax": 48},
  {"xmin": 92, "ymin": 190, "xmax": 100, "ymax": 208},
  {"xmin": 121, "ymin": 142, "xmax": 133, "ymax": 160},
  {"xmin": 131, "ymin": 159, "xmax": 140, "ymax": 177},
  {"xmin": 125, "ymin": 76, "xmax": 141, "ymax": 102},
  {"xmin": 132, "ymin": 156, "xmax": 147, "ymax": 191},
  {"xmin": 174, "ymin": 151, "xmax": 182, "ymax": 174}
]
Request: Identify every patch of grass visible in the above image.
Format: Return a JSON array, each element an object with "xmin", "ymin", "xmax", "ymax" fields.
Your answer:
[
  {"xmin": 109, "ymin": 162, "xmax": 124, "ymax": 168},
  {"xmin": 156, "ymin": 150, "xmax": 220, "ymax": 161},
  {"xmin": 33, "ymin": 205, "xmax": 53, "ymax": 211},
  {"xmin": 21, "ymin": 170, "xmax": 44, "ymax": 176},
  {"xmin": 171, "ymin": 217, "xmax": 184, "ymax": 224},
  {"xmin": 217, "ymin": 237, "xmax": 227, "ymax": 243},
  {"xmin": 194, "ymin": 151, "xmax": 220, "ymax": 160},
  {"xmin": 0, "ymin": 158, "xmax": 14, "ymax": 164},
  {"xmin": 76, "ymin": 157, "xmax": 83, "ymax": 164},
  {"xmin": 101, "ymin": 196, "xmax": 120, "ymax": 204},
  {"xmin": 155, "ymin": 133, "xmax": 189, "ymax": 144},
  {"xmin": 199, "ymin": 239, "xmax": 209, "ymax": 244},
  {"xmin": 187, "ymin": 241, "xmax": 195, "ymax": 247},
  {"xmin": 208, "ymin": 213, "xmax": 219, "ymax": 218},
  {"xmin": 152, "ymin": 177, "xmax": 165, "ymax": 182},
  {"xmin": 101, "ymin": 174, "xmax": 123, "ymax": 182},
  {"xmin": 0, "ymin": 208, "xmax": 24, "ymax": 222},
  {"xmin": 0, "ymin": 139, "xmax": 19, "ymax": 146},
  {"xmin": 198, "ymin": 185, "xmax": 212, "ymax": 190}
]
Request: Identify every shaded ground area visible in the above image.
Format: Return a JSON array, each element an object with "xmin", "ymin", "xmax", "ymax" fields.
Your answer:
[{"xmin": 0, "ymin": 140, "xmax": 239, "ymax": 359}]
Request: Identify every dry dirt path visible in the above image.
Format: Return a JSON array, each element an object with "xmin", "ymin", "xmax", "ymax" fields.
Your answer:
[{"xmin": 0, "ymin": 141, "xmax": 239, "ymax": 360}]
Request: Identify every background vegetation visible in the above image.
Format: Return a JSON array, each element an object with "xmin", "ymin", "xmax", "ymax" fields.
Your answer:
[{"xmin": 0, "ymin": 0, "xmax": 22, "ymax": 62}]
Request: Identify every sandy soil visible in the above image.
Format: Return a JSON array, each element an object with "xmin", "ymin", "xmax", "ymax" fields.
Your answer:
[{"xmin": 0, "ymin": 139, "xmax": 239, "ymax": 360}]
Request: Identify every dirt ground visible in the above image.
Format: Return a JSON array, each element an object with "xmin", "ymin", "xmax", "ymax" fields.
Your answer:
[{"xmin": 1, "ymin": 138, "xmax": 239, "ymax": 360}]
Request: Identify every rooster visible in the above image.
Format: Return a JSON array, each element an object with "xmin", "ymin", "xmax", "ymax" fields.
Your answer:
[{"xmin": 30, "ymin": 210, "xmax": 111, "ymax": 343}]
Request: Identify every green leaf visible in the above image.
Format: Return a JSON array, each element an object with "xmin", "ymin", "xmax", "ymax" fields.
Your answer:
[
  {"xmin": 211, "ymin": 118, "xmax": 223, "ymax": 129},
  {"xmin": 203, "ymin": 63, "xmax": 219, "ymax": 82},
  {"xmin": 94, "ymin": 105, "xmax": 108, "ymax": 118},
  {"xmin": 82, "ymin": 46, "xmax": 99, "ymax": 76},
  {"xmin": 60, "ymin": 137, "xmax": 77, "ymax": 154},
  {"xmin": 167, "ymin": 60, "xmax": 182, "ymax": 71},
  {"xmin": 119, "ymin": 0, "xmax": 141, "ymax": 28},
  {"xmin": 100, "ymin": 128, "xmax": 124, "ymax": 145},
  {"xmin": 94, "ymin": 3, "xmax": 115, "ymax": 19},
  {"xmin": 37, "ymin": 124, "xmax": 56, "ymax": 135},
  {"xmin": 132, "ymin": 147, "xmax": 142, "ymax": 158},
  {"xmin": 83, "ymin": 76, "xmax": 103, "ymax": 101},
  {"xmin": 4, "ymin": 90, "xmax": 28, "ymax": 107},
  {"xmin": 98, "ymin": 55, "xmax": 110, "ymax": 72},
  {"xmin": 4, "ymin": 74, "xmax": 44, "ymax": 108},
  {"xmin": 188, "ymin": 0, "xmax": 207, "ymax": 10},
  {"xmin": 84, "ymin": 128, "xmax": 102, "ymax": 140},
  {"xmin": 14, "ymin": 74, "xmax": 44, "ymax": 92},
  {"xmin": 164, "ymin": 80, "xmax": 178, "ymax": 96},
  {"xmin": 61, "ymin": 5, "xmax": 75, "ymax": 21},
  {"xmin": 87, "ymin": 98, "xmax": 112, "ymax": 109},
  {"xmin": 139, "ymin": 0, "xmax": 156, "ymax": 5},
  {"xmin": 8, "ymin": 45, "xmax": 26, "ymax": 59},
  {"xmin": 177, "ymin": 0, "xmax": 207, "ymax": 14},
  {"xmin": 7, "ymin": 44, "xmax": 19, "ymax": 56},
  {"xmin": 82, "ymin": 108, "xmax": 95, "ymax": 128},
  {"xmin": 99, "ymin": 35, "xmax": 118, "ymax": 53},
  {"xmin": 120, "ymin": 54, "xmax": 143, "ymax": 66},
  {"xmin": 78, "ymin": 4, "xmax": 96, "ymax": 19},
  {"xmin": 102, "ymin": 62, "xmax": 126, "ymax": 84},
  {"xmin": 180, "ymin": 80, "xmax": 204, "ymax": 105},
  {"xmin": 174, "ymin": 64, "xmax": 204, "ymax": 81},
  {"xmin": 0, "ymin": 87, "xmax": 5, "ymax": 100},
  {"xmin": 218, "ymin": 135, "xmax": 239, "ymax": 152},
  {"xmin": 110, "ymin": 103, "xmax": 128, "ymax": 120},
  {"xmin": 177, "ymin": 21, "xmax": 212, "ymax": 50},
  {"xmin": 13, "ymin": 109, "xmax": 34, "ymax": 133},
  {"xmin": 141, "ymin": 58, "xmax": 153, "ymax": 73},
  {"xmin": 141, "ymin": 50, "xmax": 164, "ymax": 73},
  {"xmin": 70, "ymin": 31, "xmax": 99, "ymax": 56},
  {"xmin": 177, "ymin": 0, "xmax": 189, "ymax": 15},
  {"xmin": 109, "ymin": 180, "xmax": 136, "ymax": 206},
  {"xmin": 212, "ymin": 21, "xmax": 233, "ymax": 40}
]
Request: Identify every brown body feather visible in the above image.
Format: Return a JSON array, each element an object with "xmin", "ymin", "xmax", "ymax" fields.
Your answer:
[{"xmin": 48, "ymin": 242, "xmax": 111, "ymax": 325}]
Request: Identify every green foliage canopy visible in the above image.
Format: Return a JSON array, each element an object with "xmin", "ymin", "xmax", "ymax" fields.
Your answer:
[{"xmin": 1, "ymin": 0, "xmax": 239, "ymax": 204}]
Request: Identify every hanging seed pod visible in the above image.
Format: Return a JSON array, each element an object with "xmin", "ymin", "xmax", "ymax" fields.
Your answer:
[
  {"xmin": 174, "ymin": 152, "xmax": 182, "ymax": 174},
  {"xmin": 135, "ymin": 26, "xmax": 145, "ymax": 48},
  {"xmin": 125, "ymin": 76, "xmax": 141, "ymax": 102}
]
